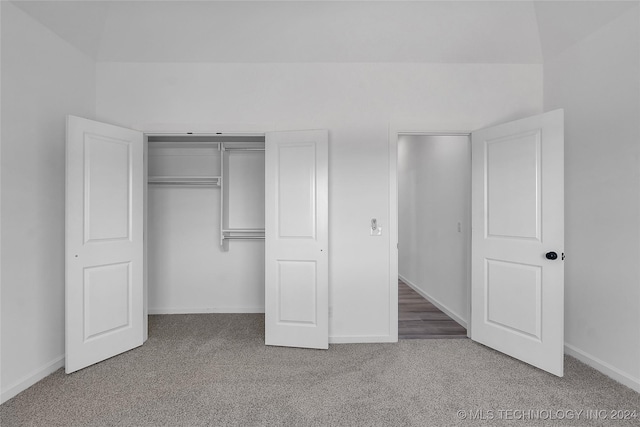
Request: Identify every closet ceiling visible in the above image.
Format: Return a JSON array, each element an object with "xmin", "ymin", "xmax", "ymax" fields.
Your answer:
[{"xmin": 11, "ymin": 0, "xmax": 637, "ymax": 63}]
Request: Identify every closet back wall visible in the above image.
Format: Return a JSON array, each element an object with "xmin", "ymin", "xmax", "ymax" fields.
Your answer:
[{"xmin": 96, "ymin": 63, "xmax": 542, "ymax": 341}]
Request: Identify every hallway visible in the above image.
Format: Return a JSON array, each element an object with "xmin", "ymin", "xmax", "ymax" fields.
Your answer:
[{"xmin": 398, "ymin": 280, "xmax": 467, "ymax": 339}]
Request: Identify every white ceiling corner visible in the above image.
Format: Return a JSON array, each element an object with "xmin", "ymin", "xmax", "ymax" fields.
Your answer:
[
  {"xmin": 534, "ymin": 0, "xmax": 639, "ymax": 62},
  {"xmin": 11, "ymin": 0, "xmax": 110, "ymax": 59}
]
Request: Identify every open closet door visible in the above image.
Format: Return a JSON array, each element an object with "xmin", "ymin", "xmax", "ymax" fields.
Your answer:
[
  {"xmin": 66, "ymin": 116, "xmax": 144, "ymax": 373},
  {"xmin": 265, "ymin": 130, "xmax": 329, "ymax": 349},
  {"xmin": 471, "ymin": 109, "xmax": 564, "ymax": 376}
]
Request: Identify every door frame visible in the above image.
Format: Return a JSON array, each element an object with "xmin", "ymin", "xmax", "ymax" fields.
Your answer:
[{"xmin": 388, "ymin": 125, "xmax": 472, "ymax": 340}]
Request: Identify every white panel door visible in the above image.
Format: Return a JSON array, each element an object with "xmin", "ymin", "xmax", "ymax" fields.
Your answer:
[
  {"xmin": 471, "ymin": 110, "xmax": 564, "ymax": 376},
  {"xmin": 265, "ymin": 130, "xmax": 328, "ymax": 349},
  {"xmin": 66, "ymin": 116, "xmax": 144, "ymax": 373}
]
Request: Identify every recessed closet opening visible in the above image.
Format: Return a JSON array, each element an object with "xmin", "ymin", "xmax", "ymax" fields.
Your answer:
[
  {"xmin": 396, "ymin": 133, "xmax": 470, "ymax": 339},
  {"xmin": 145, "ymin": 134, "xmax": 267, "ymax": 315}
]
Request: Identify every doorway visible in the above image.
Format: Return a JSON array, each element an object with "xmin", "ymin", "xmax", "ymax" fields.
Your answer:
[
  {"xmin": 396, "ymin": 133, "xmax": 471, "ymax": 339},
  {"xmin": 390, "ymin": 111, "xmax": 565, "ymax": 374},
  {"xmin": 145, "ymin": 134, "xmax": 267, "ymax": 318}
]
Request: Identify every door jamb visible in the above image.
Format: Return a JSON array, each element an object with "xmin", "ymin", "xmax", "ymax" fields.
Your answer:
[{"xmin": 388, "ymin": 126, "xmax": 472, "ymax": 340}]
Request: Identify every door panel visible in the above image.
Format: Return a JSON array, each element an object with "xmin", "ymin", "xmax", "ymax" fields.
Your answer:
[
  {"xmin": 486, "ymin": 259, "xmax": 541, "ymax": 339},
  {"xmin": 66, "ymin": 116, "xmax": 144, "ymax": 373},
  {"xmin": 277, "ymin": 260, "xmax": 317, "ymax": 324},
  {"xmin": 471, "ymin": 110, "xmax": 564, "ymax": 376},
  {"xmin": 486, "ymin": 130, "xmax": 541, "ymax": 239},
  {"xmin": 84, "ymin": 134, "xmax": 132, "ymax": 242},
  {"xmin": 83, "ymin": 262, "xmax": 132, "ymax": 341},
  {"xmin": 277, "ymin": 143, "xmax": 317, "ymax": 238},
  {"xmin": 265, "ymin": 130, "xmax": 328, "ymax": 349}
]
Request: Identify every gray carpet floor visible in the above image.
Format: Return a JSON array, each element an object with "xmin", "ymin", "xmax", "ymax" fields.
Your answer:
[{"xmin": 1, "ymin": 314, "xmax": 638, "ymax": 426}]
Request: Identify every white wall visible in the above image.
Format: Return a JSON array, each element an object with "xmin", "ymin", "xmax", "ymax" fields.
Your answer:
[
  {"xmin": 0, "ymin": 2, "xmax": 96, "ymax": 402},
  {"xmin": 398, "ymin": 135, "xmax": 470, "ymax": 326},
  {"xmin": 544, "ymin": 6, "xmax": 640, "ymax": 390},
  {"xmin": 97, "ymin": 62, "xmax": 542, "ymax": 341}
]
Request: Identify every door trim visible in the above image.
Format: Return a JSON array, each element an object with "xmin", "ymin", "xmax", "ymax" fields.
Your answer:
[{"xmin": 388, "ymin": 125, "xmax": 472, "ymax": 341}]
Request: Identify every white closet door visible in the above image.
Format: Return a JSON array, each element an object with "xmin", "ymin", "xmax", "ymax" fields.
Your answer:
[
  {"xmin": 66, "ymin": 116, "xmax": 144, "ymax": 373},
  {"xmin": 265, "ymin": 130, "xmax": 329, "ymax": 349},
  {"xmin": 471, "ymin": 109, "xmax": 564, "ymax": 376}
]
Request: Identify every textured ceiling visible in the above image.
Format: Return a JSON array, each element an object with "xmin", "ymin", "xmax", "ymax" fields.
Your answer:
[{"xmin": 9, "ymin": 1, "xmax": 639, "ymax": 63}]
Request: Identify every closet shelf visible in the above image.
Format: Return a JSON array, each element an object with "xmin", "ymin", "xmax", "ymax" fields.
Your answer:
[
  {"xmin": 148, "ymin": 176, "xmax": 221, "ymax": 186},
  {"xmin": 224, "ymin": 147, "xmax": 265, "ymax": 152},
  {"xmin": 222, "ymin": 235, "xmax": 265, "ymax": 240},
  {"xmin": 222, "ymin": 228, "xmax": 265, "ymax": 242}
]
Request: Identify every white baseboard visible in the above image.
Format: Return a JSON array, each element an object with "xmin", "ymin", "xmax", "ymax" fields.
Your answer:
[
  {"xmin": 329, "ymin": 335, "xmax": 397, "ymax": 344},
  {"xmin": 148, "ymin": 307, "xmax": 265, "ymax": 314},
  {"xmin": 399, "ymin": 274, "xmax": 467, "ymax": 328},
  {"xmin": 564, "ymin": 343, "xmax": 640, "ymax": 393},
  {"xmin": 1, "ymin": 355, "xmax": 64, "ymax": 404}
]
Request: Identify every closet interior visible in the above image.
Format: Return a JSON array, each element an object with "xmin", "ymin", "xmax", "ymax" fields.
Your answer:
[{"xmin": 146, "ymin": 134, "xmax": 267, "ymax": 314}]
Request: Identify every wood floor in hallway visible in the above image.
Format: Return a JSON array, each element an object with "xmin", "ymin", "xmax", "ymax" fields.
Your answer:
[{"xmin": 398, "ymin": 280, "xmax": 468, "ymax": 339}]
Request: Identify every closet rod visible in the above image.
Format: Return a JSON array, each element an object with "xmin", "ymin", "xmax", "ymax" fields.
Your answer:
[
  {"xmin": 222, "ymin": 236, "xmax": 265, "ymax": 240},
  {"xmin": 224, "ymin": 147, "xmax": 265, "ymax": 152}
]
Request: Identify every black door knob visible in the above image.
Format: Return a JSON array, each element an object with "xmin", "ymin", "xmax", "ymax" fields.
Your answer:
[{"xmin": 545, "ymin": 251, "xmax": 558, "ymax": 260}]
